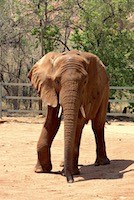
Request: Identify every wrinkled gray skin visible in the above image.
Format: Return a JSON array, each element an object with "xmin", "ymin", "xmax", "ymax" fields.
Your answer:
[{"xmin": 28, "ymin": 50, "xmax": 110, "ymax": 183}]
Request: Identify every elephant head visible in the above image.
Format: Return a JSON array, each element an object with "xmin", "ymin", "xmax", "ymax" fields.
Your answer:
[{"xmin": 28, "ymin": 50, "xmax": 109, "ymax": 183}]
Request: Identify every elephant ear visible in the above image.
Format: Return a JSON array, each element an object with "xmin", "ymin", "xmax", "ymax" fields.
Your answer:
[
  {"xmin": 80, "ymin": 52, "xmax": 109, "ymax": 102},
  {"xmin": 28, "ymin": 52, "xmax": 59, "ymax": 107},
  {"xmin": 80, "ymin": 52, "xmax": 109, "ymax": 86}
]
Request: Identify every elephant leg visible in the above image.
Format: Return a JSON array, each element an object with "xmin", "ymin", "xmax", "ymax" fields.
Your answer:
[
  {"xmin": 91, "ymin": 111, "xmax": 110, "ymax": 166},
  {"xmin": 92, "ymin": 87, "xmax": 110, "ymax": 166},
  {"xmin": 35, "ymin": 105, "xmax": 61, "ymax": 173},
  {"xmin": 72, "ymin": 117, "xmax": 86, "ymax": 175}
]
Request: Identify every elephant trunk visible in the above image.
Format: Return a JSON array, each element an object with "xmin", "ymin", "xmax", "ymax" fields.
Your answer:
[{"xmin": 60, "ymin": 81, "xmax": 80, "ymax": 183}]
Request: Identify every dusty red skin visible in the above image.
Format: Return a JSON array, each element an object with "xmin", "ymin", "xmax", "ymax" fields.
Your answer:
[{"xmin": 28, "ymin": 50, "xmax": 110, "ymax": 183}]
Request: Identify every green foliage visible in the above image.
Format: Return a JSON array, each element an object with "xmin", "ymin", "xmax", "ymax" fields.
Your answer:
[
  {"xmin": 0, "ymin": 0, "xmax": 133, "ymax": 89},
  {"xmin": 42, "ymin": 25, "xmax": 61, "ymax": 53},
  {"xmin": 0, "ymin": 0, "xmax": 133, "ymax": 112},
  {"xmin": 29, "ymin": 0, "xmax": 61, "ymax": 54},
  {"xmin": 70, "ymin": 0, "xmax": 134, "ymax": 89}
]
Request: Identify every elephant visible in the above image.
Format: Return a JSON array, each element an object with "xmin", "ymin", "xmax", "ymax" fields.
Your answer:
[{"xmin": 28, "ymin": 50, "xmax": 110, "ymax": 183}]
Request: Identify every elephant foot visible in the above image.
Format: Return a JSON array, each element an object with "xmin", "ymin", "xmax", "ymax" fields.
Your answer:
[
  {"xmin": 94, "ymin": 156, "xmax": 110, "ymax": 166},
  {"xmin": 34, "ymin": 162, "xmax": 52, "ymax": 173}
]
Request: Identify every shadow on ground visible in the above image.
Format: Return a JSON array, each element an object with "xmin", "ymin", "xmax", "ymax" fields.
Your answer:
[
  {"xmin": 76, "ymin": 159, "xmax": 134, "ymax": 182},
  {"xmin": 49, "ymin": 159, "xmax": 134, "ymax": 182}
]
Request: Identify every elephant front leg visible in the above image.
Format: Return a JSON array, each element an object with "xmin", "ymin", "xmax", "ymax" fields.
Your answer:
[
  {"xmin": 92, "ymin": 120, "xmax": 110, "ymax": 166},
  {"xmin": 35, "ymin": 105, "xmax": 61, "ymax": 173}
]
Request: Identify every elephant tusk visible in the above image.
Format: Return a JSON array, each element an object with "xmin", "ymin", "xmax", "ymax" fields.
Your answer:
[
  {"xmin": 58, "ymin": 106, "xmax": 62, "ymax": 118},
  {"xmin": 80, "ymin": 105, "xmax": 86, "ymax": 118}
]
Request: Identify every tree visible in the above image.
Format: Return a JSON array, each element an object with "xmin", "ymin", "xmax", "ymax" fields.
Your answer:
[
  {"xmin": 0, "ymin": 0, "xmax": 133, "ymax": 114},
  {"xmin": 70, "ymin": 0, "xmax": 134, "ymax": 87},
  {"xmin": 0, "ymin": 0, "xmax": 37, "ymax": 109},
  {"xmin": 71, "ymin": 0, "xmax": 134, "ymax": 111},
  {"xmin": 29, "ymin": 0, "xmax": 61, "ymax": 55},
  {"xmin": 70, "ymin": 0, "xmax": 134, "ymax": 112}
]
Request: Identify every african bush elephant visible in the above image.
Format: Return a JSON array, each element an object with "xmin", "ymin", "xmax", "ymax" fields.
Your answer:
[{"xmin": 28, "ymin": 50, "xmax": 110, "ymax": 183}]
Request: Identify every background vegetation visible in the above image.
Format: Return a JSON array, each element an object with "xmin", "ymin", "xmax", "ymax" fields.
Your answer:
[{"xmin": 0, "ymin": 0, "xmax": 133, "ymax": 112}]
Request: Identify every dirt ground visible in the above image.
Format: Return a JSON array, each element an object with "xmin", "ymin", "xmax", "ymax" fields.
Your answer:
[{"xmin": 0, "ymin": 117, "xmax": 133, "ymax": 200}]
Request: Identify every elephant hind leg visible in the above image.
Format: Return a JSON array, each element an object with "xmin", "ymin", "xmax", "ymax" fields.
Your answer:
[
  {"xmin": 92, "ymin": 121, "xmax": 110, "ymax": 166},
  {"xmin": 92, "ymin": 119, "xmax": 110, "ymax": 166},
  {"xmin": 92, "ymin": 101, "xmax": 110, "ymax": 166},
  {"xmin": 35, "ymin": 105, "xmax": 61, "ymax": 173}
]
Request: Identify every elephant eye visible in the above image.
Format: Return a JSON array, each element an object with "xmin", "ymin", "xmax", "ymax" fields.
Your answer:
[
  {"xmin": 55, "ymin": 77, "xmax": 60, "ymax": 85},
  {"xmin": 83, "ymin": 78, "xmax": 88, "ymax": 85}
]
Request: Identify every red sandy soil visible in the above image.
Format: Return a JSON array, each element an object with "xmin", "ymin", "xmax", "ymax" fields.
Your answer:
[{"xmin": 0, "ymin": 117, "xmax": 134, "ymax": 200}]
